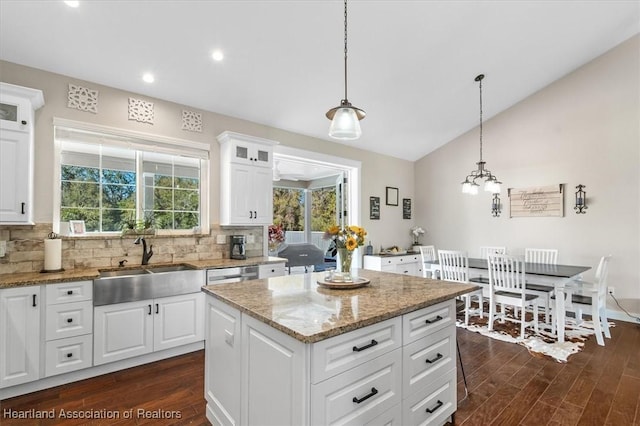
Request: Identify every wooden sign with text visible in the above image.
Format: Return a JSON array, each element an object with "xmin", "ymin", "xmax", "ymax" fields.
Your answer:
[{"xmin": 508, "ymin": 185, "xmax": 564, "ymax": 218}]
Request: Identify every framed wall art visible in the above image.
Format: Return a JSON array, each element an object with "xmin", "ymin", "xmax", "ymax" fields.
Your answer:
[
  {"xmin": 403, "ymin": 198, "xmax": 411, "ymax": 219},
  {"xmin": 69, "ymin": 220, "xmax": 86, "ymax": 235},
  {"xmin": 369, "ymin": 196, "xmax": 380, "ymax": 220},
  {"xmin": 386, "ymin": 187, "xmax": 399, "ymax": 206}
]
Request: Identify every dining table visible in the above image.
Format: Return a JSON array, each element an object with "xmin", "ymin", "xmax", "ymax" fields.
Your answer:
[{"xmin": 425, "ymin": 258, "xmax": 591, "ymax": 343}]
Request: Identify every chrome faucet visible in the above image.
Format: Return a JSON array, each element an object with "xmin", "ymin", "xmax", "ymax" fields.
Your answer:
[{"xmin": 134, "ymin": 237, "xmax": 153, "ymax": 265}]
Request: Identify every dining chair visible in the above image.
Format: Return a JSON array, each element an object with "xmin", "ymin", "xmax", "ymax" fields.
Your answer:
[
  {"xmin": 479, "ymin": 246, "xmax": 506, "ymax": 259},
  {"xmin": 418, "ymin": 245, "xmax": 437, "ymax": 278},
  {"xmin": 555, "ymin": 255, "xmax": 612, "ymax": 346},
  {"xmin": 438, "ymin": 250, "xmax": 484, "ymax": 325},
  {"xmin": 487, "ymin": 253, "xmax": 539, "ymax": 339},
  {"xmin": 523, "ymin": 248, "xmax": 558, "ymax": 326},
  {"xmin": 525, "ymin": 248, "xmax": 558, "ymax": 264}
]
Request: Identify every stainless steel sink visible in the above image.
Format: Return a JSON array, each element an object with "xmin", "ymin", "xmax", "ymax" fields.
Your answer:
[
  {"xmin": 94, "ymin": 265, "xmax": 204, "ymax": 306},
  {"xmin": 99, "ymin": 269, "xmax": 151, "ymax": 278}
]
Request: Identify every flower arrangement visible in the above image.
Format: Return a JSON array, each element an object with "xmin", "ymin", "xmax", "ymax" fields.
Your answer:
[
  {"xmin": 410, "ymin": 226, "xmax": 425, "ymax": 245},
  {"xmin": 323, "ymin": 225, "xmax": 367, "ymax": 252},
  {"xmin": 268, "ymin": 224, "xmax": 285, "ymax": 251}
]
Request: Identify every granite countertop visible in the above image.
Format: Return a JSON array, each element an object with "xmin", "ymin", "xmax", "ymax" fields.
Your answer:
[
  {"xmin": 0, "ymin": 256, "xmax": 287, "ymax": 289},
  {"xmin": 202, "ymin": 269, "xmax": 479, "ymax": 344}
]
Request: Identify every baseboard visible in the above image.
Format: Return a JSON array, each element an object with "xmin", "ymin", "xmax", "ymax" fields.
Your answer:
[
  {"xmin": 0, "ymin": 341, "xmax": 204, "ymax": 400},
  {"xmin": 607, "ymin": 307, "xmax": 640, "ymax": 324}
]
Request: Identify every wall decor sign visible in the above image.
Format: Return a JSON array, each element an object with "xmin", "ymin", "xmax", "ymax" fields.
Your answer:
[
  {"xmin": 128, "ymin": 97, "xmax": 154, "ymax": 124},
  {"xmin": 402, "ymin": 198, "xmax": 411, "ymax": 219},
  {"xmin": 386, "ymin": 187, "xmax": 399, "ymax": 206},
  {"xmin": 508, "ymin": 184, "xmax": 564, "ymax": 218},
  {"xmin": 67, "ymin": 83, "xmax": 98, "ymax": 113},
  {"xmin": 182, "ymin": 110, "xmax": 203, "ymax": 132},
  {"xmin": 369, "ymin": 196, "xmax": 380, "ymax": 220}
]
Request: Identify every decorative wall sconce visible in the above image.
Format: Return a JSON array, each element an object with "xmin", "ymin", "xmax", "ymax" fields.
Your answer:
[
  {"xmin": 491, "ymin": 193, "xmax": 501, "ymax": 217},
  {"xmin": 574, "ymin": 184, "xmax": 587, "ymax": 214}
]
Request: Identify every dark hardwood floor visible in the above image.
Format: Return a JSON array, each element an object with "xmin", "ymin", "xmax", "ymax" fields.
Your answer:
[{"xmin": 2, "ymin": 320, "xmax": 638, "ymax": 425}]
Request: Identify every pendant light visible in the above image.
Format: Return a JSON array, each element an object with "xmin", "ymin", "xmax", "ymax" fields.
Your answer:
[
  {"xmin": 326, "ymin": 0, "xmax": 365, "ymax": 140},
  {"xmin": 461, "ymin": 74, "xmax": 501, "ymax": 195}
]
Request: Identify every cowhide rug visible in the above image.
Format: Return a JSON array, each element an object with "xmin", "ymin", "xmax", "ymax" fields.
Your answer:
[{"xmin": 455, "ymin": 307, "xmax": 614, "ymax": 363}]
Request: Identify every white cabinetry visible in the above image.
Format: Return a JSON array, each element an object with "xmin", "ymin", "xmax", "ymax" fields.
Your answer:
[
  {"xmin": 218, "ymin": 131, "xmax": 278, "ymax": 225},
  {"xmin": 258, "ymin": 262, "xmax": 286, "ymax": 278},
  {"xmin": 94, "ymin": 292, "xmax": 203, "ymax": 366},
  {"xmin": 363, "ymin": 254, "xmax": 423, "ymax": 277},
  {"xmin": 0, "ymin": 286, "xmax": 41, "ymax": 388},
  {"xmin": 204, "ymin": 295, "xmax": 456, "ymax": 426},
  {"xmin": 44, "ymin": 280, "xmax": 94, "ymax": 377},
  {"xmin": 0, "ymin": 83, "xmax": 44, "ymax": 224}
]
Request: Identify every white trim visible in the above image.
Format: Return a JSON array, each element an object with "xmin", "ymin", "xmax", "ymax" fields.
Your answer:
[
  {"xmin": 606, "ymin": 308, "xmax": 640, "ymax": 324},
  {"xmin": 52, "ymin": 117, "xmax": 211, "ymax": 154}
]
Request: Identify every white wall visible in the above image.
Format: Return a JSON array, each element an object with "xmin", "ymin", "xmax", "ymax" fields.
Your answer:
[
  {"xmin": 414, "ymin": 35, "xmax": 639, "ymax": 312},
  {"xmin": 0, "ymin": 60, "xmax": 416, "ymax": 248}
]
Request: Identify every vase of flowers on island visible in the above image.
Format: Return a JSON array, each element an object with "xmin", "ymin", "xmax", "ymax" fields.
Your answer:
[
  {"xmin": 268, "ymin": 224, "xmax": 285, "ymax": 255},
  {"xmin": 323, "ymin": 224, "xmax": 367, "ymax": 275},
  {"xmin": 410, "ymin": 226, "xmax": 425, "ymax": 249}
]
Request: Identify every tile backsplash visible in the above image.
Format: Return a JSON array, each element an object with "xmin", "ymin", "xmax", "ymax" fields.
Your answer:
[{"xmin": 0, "ymin": 223, "xmax": 264, "ymax": 275}]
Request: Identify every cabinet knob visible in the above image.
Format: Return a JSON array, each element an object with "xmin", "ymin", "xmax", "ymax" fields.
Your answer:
[
  {"xmin": 67, "ymin": 290, "xmax": 73, "ymax": 295},
  {"xmin": 66, "ymin": 353, "xmax": 73, "ymax": 358},
  {"xmin": 21, "ymin": 120, "xmax": 27, "ymax": 125},
  {"xmin": 67, "ymin": 318, "xmax": 73, "ymax": 323}
]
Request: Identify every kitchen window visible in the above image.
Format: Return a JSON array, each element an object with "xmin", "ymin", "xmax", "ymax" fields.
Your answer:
[{"xmin": 54, "ymin": 121, "xmax": 210, "ymax": 234}]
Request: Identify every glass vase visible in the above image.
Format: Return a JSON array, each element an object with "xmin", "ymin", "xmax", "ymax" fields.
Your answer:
[{"xmin": 337, "ymin": 248, "xmax": 353, "ymax": 274}]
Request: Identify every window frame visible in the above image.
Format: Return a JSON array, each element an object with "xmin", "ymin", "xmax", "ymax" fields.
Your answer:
[{"xmin": 52, "ymin": 118, "xmax": 210, "ymax": 236}]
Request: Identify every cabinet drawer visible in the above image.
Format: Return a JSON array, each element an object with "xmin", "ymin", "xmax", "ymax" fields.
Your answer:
[
  {"xmin": 402, "ymin": 368, "xmax": 456, "ymax": 426},
  {"xmin": 258, "ymin": 263, "xmax": 286, "ymax": 278},
  {"xmin": 364, "ymin": 402, "xmax": 402, "ymax": 426},
  {"xmin": 45, "ymin": 301, "xmax": 93, "ymax": 340},
  {"xmin": 311, "ymin": 348, "xmax": 402, "ymax": 426},
  {"xmin": 46, "ymin": 280, "xmax": 92, "ymax": 304},
  {"xmin": 311, "ymin": 316, "xmax": 402, "ymax": 383},
  {"xmin": 403, "ymin": 299, "xmax": 455, "ymax": 345},
  {"xmin": 402, "ymin": 326, "xmax": 456, "ymax": 396},
  {"xmin": 44, "ymin": 334, "xmax": 93, "ymax": 377}
]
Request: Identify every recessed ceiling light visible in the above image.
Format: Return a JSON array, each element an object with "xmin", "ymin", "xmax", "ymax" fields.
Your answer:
[
  {"xmin": 64, "ymin": 1, "xmax": 80, "ymax": 7},
  {"xmin": 142, "ymin": 73, "xmax": 155, "ymax": 83},
  {"xmin": 211, "ymin": 49, "xmax": 224, "ymax": 62}
]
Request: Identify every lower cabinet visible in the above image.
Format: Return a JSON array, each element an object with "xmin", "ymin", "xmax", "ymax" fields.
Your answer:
[
  {"xmin": 205, "ymin": 295, "xmax": 457, "ymax": 426},
  {"xmin": 94, "ymin": 292, "xmax": 204, "ymax": 366},
  {"xmin": 363, "ymin": 254, "xmax": 424, "ymax": 277},
  {"xmin": 0, "ymin": 286, "xmax": 41, "ymax": 389}
]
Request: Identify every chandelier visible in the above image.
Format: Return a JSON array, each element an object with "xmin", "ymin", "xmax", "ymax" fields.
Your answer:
[
  {"xmin": 461, "ymin": 74, "xmax": 501, "ymax": 195},
  {"xmin": 326, "ymin": 0, "xmax": 365, "ymax": 140}
]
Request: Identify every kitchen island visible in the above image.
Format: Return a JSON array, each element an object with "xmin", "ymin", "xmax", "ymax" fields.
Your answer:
[{"xmin": 202, "ymin": 269, "xmax": 478, "ymax": 426}]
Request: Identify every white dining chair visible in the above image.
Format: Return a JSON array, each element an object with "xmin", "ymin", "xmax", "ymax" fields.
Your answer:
[
  {"xmin": 487, "ymin": 253, "xmax": 539, "ymax": 339},
  {"xmin": 556, "ymin": 255, "xmax": 612, "ymax": 346},
  {"xmin": 479, "ymin": 246, "xmax": 506, "ymax": 259},
  {"xmin": 418, "ymin": 245, "xmax": 437, "ymax": 278},
  {"xmin": 525, "ymin": 248, "xmax": 558, "ymax": 265},
  {"xmin": 439, "ymin": 250, "xmax": 484, "ymax": 325},
  {"xmin": 523, "ymin": 248, "xmax": 559, "ymax": 326}
]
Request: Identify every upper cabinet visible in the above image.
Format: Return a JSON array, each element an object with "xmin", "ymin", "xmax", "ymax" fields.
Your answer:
[
  {"xmin": 218, "ymin": 132, "xmax": 278, "ymax": 226},
  {"xmin": 0, "ymin": 83, "xmax": 44, "ymax": 225}
]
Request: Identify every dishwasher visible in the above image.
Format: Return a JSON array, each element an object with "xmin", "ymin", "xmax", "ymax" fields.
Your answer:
[{"xmin": 206, "ymin": 265, "xmax": 259, "ymax": 284}]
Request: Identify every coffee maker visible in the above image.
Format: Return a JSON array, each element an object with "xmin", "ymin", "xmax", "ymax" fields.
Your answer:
[{"xmin": 230, "ymin": 235, "xmax": 246, "ymax": 260}]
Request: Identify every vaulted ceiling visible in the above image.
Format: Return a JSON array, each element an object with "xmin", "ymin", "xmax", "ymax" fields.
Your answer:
[{"xmin": 1, "ymin": 1, "xmax": 638, "ymax": 162}]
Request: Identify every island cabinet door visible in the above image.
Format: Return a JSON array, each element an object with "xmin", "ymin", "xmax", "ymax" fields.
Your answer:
[
  {"xmin": 205, "ymin": 296, "xmax": 242, "ymax": 426},
  {"xmin": 241, "ymin": 314, "xmax": 307, "ymax": 426}
]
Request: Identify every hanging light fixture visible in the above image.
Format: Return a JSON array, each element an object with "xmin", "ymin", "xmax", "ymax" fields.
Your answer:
[
  {"xmin": 461, "ymin": 74, "xmax": 501, "ymax": 195},
  {"xmin": 326, "ymin": 0, "xmax": 365, "ymax": 140}
]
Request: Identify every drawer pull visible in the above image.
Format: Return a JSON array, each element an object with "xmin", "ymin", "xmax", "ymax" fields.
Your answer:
[
  {"xmin": 67, "ymin": 290, "xmax": 74, "ymax": 295},
  {"xmin": 352, "ymin": 339, "xmax": 378, "ymax": 352},
  {"xmin": 426, "ymin": 399, "xmax": 443, "ymax": 414},
  {"xmin": 67, "ymin": 318, "xmax": 73, "ymax": 323},
  {"xmin": 425, "ymin": 353, "xmax": 443, "ymax": 364},
  {"xmin": 352, "ymin": 387, "xmax": 378, "ymax": 404},
  {"xmin": 66, "ymin": 353, "xmax": 73, "ymax": 358},
  {"xmin": 425, "ymin": 315, "xmax": 443, "ymax": 324}
]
